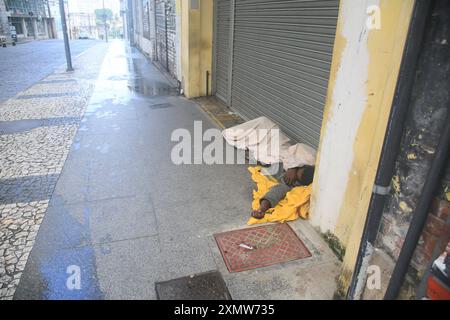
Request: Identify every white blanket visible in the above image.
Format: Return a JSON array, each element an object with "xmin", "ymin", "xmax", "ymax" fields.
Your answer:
[{"xmin": 222, "ymin": 116, "xmax": 316, "ymax": 169}]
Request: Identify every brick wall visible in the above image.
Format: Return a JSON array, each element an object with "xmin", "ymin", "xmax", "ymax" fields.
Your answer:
[
  {"xmin": 414, "ymin": 197, "xmax": 449, "ymax": 270},
  {"xmin": 378, "ymin": 180, "xmax": 450, "ymax": 279},
  {"xmin": 367, "ymin": 0, "xmax": 450, "ymax": 299}
]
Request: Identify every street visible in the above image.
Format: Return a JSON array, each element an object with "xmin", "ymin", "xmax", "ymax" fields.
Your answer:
[
  {"xmin": 0, "ymin": 40, "xmax": 101, "ymax": 103},
  {"xmin": 0, "ymin": 40, "xmax": 340, "ymax": 299}
]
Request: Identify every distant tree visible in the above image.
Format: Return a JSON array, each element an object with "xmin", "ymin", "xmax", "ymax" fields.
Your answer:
[{"xmin": 94, "ymin": 8, "xmax": 113, "ymax": 25}]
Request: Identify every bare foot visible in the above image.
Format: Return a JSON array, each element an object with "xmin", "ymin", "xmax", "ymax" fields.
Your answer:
[{"xmin": 251, "ymin": 208, "xmax": 265, "ymax": 219}]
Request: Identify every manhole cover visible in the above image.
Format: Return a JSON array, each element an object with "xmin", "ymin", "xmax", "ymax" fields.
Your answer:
[
  {"xmin": 214, "ymin": 223, "xmax": 312, "ymax": 273},
  {"xmin": 155, "ymin": 271, "xmax": 232, "ymax": 300}
]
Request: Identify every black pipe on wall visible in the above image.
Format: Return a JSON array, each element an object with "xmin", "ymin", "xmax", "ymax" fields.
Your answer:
[
  {"xmin": 384, "ymin": 110, "xmax": 450, "ymax": 300},
  {"xmin": 346, "ymin": 0, "xmax": 433, "ymax": 300},
  {"xmin": 206, "ymin": 70, "xmax": 210, "ymax": 96}
]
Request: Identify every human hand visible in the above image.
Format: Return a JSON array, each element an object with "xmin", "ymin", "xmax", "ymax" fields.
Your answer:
[{"xmin": 283, "ymin": 168, "xmax": 299, "ymax": 186}]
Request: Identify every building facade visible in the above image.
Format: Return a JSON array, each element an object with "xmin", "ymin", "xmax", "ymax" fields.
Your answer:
[
  {"xmin": 68, "ymin": 11, "xmax": 97, "ymax": 39},
  {"xmin": 125, "ymin": 0, "xmax": 179, "ymax": 79},
  {"xmin": 66, "ymin": 0, "xmax": 100, "ymax": 39},
  {"xmin": 124, "ymin": 0, "xmax": 449, "ymax": 300},
  {"xmin": 65, "ymin": 0, "xmax": 121, "ymax": 40},
  {"xmin": 3, "ymin": 0, "xmax": 56, "ymax": 41}
]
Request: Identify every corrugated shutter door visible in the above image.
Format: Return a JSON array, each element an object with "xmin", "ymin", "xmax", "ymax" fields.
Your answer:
[
  {"xmin": 214, "ymin": 0, "xmax": 232, "ymax": 104},
  {"xmin": 231, "ymin": 0, "xmax": 339, "ymax": 148},
  {"xmin": 156, "ymin": 2, "xmax": 167, "ymax": 69},
  {"xmin": 166, "ymin": 0, "xmax": 177, "ymax": 78}
]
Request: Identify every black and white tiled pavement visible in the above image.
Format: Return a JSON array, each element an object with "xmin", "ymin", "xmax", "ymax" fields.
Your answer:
[{"xmin": 0, "ymin": 43, "xmax": 108, "ymax": 299}]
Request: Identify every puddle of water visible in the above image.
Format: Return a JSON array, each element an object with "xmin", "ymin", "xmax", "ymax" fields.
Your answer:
[
  {"xmin": 83, "ymin": 41, "xmax": 180, "ymax": 122},
  {"xmin": 127, "ymin": 78, "xmax": 178, "ymax": 97}
]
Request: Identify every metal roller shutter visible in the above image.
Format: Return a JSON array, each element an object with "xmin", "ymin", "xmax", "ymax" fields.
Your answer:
[
  {"xmin": 166, "ymin": 0, "xmax": 177, "ymax": 78},
  {"xmin": 213, "ymin": 0, "xmax": 232, "ymax": 104},
  {"xmin": 155, "ymin": 0, "xmax": 177, "ymax": 78},
  {"xmin": 231, "ymin": 0, "xmax": 339, "ymax": 148},
  {"xmin": 155, "ymin": 1, "xmax": 168, "ymax": 70}
]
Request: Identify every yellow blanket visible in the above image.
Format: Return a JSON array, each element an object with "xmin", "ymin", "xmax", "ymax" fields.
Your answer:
[{"xmin": 247, "ymin": 166, "xmax": 312, "ymax": 225}]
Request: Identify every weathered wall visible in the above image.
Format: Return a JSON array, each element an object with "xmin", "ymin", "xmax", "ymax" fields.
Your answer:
[
  {"xmin": 309, "ymin": 0, "xmax": 415, "ymax": 294},
  {"xmin": 132, "ymin": 0, "xmax": 156, "ymax": 60},
  {"xmin": 179, "ymin": 0, "xmax": 213, "ymax": 98},
  {"xmin": 363, "ymin": 0, "xmax": 450, "ymax": 299}
]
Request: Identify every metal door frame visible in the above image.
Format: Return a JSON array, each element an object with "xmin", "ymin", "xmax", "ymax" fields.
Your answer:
[
  {"xmin": 212, "ymin": 0, "xmax": 235, "ymax": 106},
  {"xmin": 164, "ymin": 2, "xmax": 169, "ymax": 70},
  {"xmin": 153, "ymin": 0, "xmax": 158, "ymax": 58},
  {"xmin": 226, "ymin": 0, "xmax": 235, "ymax": 107},
  {"xmin": 211, "ymin": 0, "xmax": 219, "ymax": 96}
]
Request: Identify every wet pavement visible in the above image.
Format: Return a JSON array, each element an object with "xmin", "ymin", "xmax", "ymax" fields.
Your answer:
[
  {"xmin": 0, "ymin": 42, "xmax": 109, "ymax": 299},
  {"xmin": 2, "ymin": 40, "xmax": 340, "ymax": 300}
]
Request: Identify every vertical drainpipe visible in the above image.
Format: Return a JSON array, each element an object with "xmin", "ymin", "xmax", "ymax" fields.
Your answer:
[
  {"xmin": 384, "ymin": 107, "xmax": 450, "ymax": 300},
  {"xmin": 206, "ymin": 70, "xmax": 209, "ymax": 96},
  {"xmin": 211, "ymin": 0, "xmax": 218, "ymax": 97},
  {"xmin": 346, "ymin": 0, "xmax": 433, "ymax": 300}
]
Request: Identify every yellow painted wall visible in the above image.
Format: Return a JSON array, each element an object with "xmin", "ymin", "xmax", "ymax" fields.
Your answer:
[
  {"xmin": 309, "ymin": 0, "xmax": 415, "ymax": 296},
  {"xmin": 179, "ymin": 0, "xmax": 213, "ymax": 98},
  {"xmin": 339, "ymin": 0, "xmax": 415, "ymax": 296}
]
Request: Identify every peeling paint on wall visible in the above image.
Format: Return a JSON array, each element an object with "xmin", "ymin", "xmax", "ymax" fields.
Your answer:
[
  {"xmin": 310, "ymin": 0, "xmax": 415, "ymax": 295},
  {"xmin": 310, "ymin": 0, "xmax": 373, "ymax": 235},
  {"xmin": 371, "ymin": 0, "xmax": 450, "ymax": 298}
]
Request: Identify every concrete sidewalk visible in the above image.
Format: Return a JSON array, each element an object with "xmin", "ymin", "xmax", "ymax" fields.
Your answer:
[{"xmin": 4, "ymin": 40, "xmax": 340, "ymax": 300}]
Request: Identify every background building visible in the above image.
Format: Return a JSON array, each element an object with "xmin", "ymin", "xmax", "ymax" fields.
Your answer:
[
  {"xmin": 66, "ymin": 0, "xmax": 121, "ymax": 40},
  {"xmin": 68, "ymin": 12, "xmax": 97, "ymax": 39},
  {"xmin": 3, "ymin": 0, "xmax": 56, "ymax": 41}
]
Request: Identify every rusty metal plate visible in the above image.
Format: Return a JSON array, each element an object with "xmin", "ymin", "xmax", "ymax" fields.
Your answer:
[{"xmin": 214, "ymin": 224, "xmax": 312, "ymax": 273}]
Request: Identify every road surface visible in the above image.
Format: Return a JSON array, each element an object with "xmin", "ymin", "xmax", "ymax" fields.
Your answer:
[{"xmin": 0, "ymin": 39, "xmax": 101, "ymax": 103}]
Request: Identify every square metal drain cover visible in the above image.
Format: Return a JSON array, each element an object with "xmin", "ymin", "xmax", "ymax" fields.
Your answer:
[
  {"xmin": 214, "ymin": 223, "xmax": 312, "ymax": 273},
  {"xmin": 155, "ymin": 271, "xmax": 232, "ymax": 300}
]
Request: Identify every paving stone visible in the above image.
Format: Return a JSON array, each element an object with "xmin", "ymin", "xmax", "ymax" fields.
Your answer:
[{"xmin": 0, "ymin": 41, "xmax": 108, "ymax": 299}]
